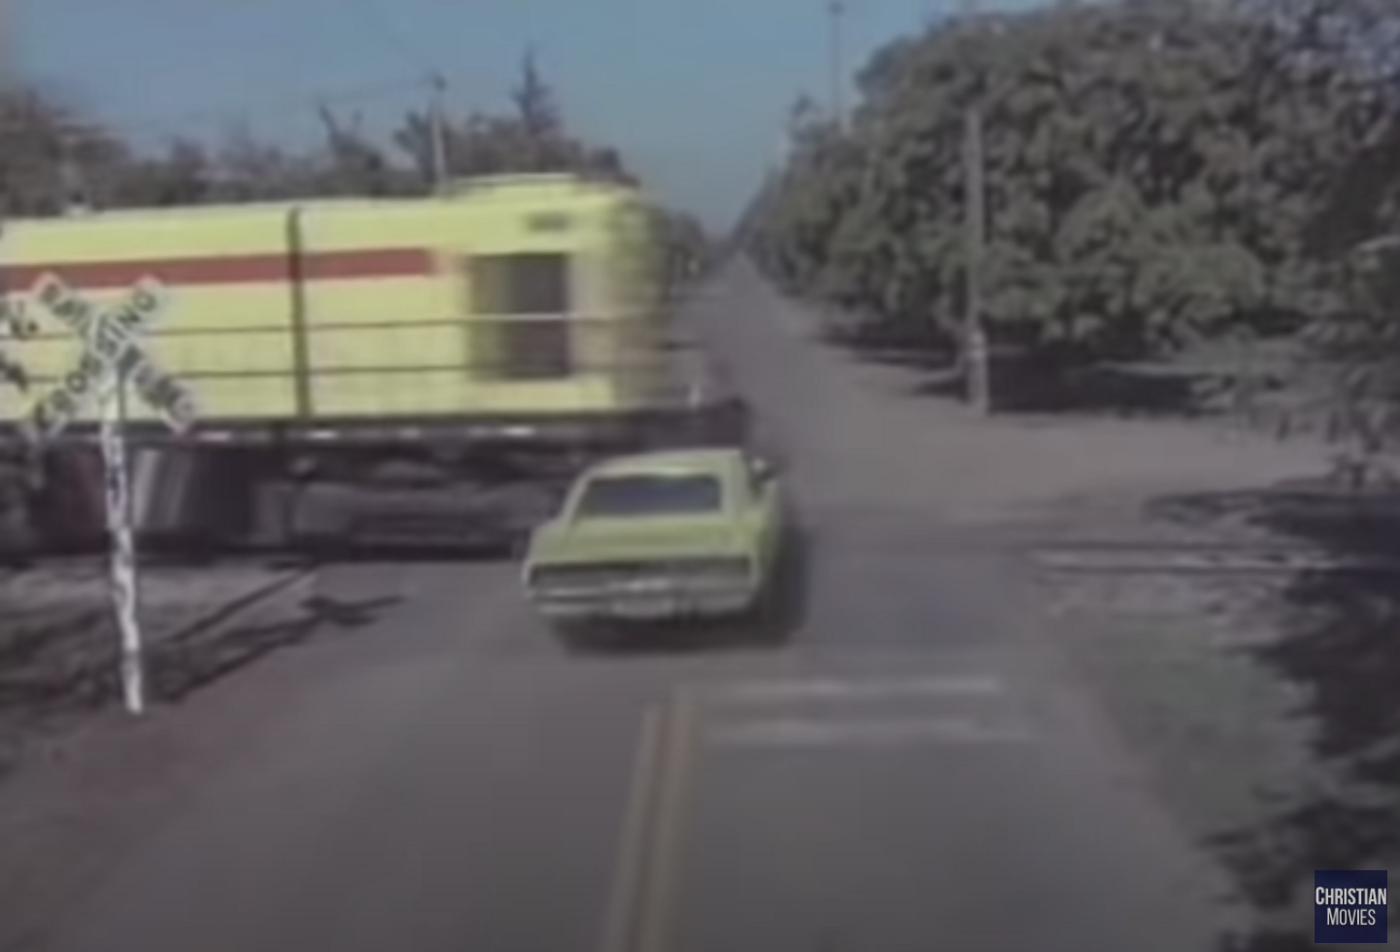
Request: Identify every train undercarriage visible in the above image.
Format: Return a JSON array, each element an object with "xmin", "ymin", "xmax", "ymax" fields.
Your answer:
[{"xmin": 0, "ymin": 398, "xmax": 752, "ymax": 562}]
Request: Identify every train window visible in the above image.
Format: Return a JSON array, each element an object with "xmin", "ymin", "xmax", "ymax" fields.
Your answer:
[
  {"xmin": 470, "ymin": 253, "xmax": 571, "ymax": 316},
  {"xmin": 465, "ymin": 254, "xmax": 574, "ymax": 380}
]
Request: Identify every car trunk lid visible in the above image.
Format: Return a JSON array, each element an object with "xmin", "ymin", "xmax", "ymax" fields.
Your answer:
[{"xmin": 539, "ymin": 515, "xmax": 743, "ymax": 564}]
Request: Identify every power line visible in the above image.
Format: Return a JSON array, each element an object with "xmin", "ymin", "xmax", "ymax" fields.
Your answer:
[{"xmin": 327, "ymin": 0, "xmax": 450, "ymax": 184}]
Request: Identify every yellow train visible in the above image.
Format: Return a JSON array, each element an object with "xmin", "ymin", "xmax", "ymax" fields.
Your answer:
[{"xmin": 0, "ymin": 173, "xmax": 740, "ymax": 551}]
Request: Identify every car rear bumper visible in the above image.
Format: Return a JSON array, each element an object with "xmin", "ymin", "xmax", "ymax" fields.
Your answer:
[{"xmin": 527, "ymin": 579, "xmax": 760, "ymax": 622}]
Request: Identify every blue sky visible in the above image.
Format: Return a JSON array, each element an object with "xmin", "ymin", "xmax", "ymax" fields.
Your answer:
[{"xmin": 19, "ymin": 0, "xmax": 1032, "ymax": 227}]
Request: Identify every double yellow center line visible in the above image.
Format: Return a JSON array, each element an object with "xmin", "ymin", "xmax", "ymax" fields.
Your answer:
[{"xmin": 602, "ymin": 690, "xmax": 701, "ymax": 952}]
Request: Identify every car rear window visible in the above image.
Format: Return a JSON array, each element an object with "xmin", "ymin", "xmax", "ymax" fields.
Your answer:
[{"xmin": 574, "ymin": 473, "xmax": 723, "ymax": 517}]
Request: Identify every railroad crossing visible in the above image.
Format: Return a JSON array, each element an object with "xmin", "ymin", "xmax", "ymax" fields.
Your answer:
[
  {"xmin": 28, "ymin": 273, "xmax": 196, "ymax": 438},
  {"xmin": 25, "ymin": 273, "xmax": 199, "ymax": 714}
]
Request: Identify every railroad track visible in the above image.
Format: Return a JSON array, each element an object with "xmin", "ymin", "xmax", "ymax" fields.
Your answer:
[
  {"xmin": 1026, "ymin": 538, "xmax": 1400, "ymax": 574},
  {"xmin": 158, "ymin": 562, "xmax": 316, "ymax": 644}
]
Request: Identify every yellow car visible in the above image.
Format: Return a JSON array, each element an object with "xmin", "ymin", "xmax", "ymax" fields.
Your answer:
[{"xmin": 520, "ymin": 447, "xmax": 801, "ymax": 640}]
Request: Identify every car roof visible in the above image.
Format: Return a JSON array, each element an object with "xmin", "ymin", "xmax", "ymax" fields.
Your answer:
[{"xmin": 584, "ymin": 447, "xmax": 745, "ymax": 480}]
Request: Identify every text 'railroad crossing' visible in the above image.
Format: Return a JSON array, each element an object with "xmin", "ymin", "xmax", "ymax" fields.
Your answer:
[{"xmin": 29, "ymin": 274, "xmax": 197, "ymax": 437}]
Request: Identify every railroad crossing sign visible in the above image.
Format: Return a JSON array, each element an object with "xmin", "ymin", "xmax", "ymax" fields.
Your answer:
[
  {"xmin": 21, "ymin": 272, "xmax": 202, "ymax": 716},
  {"xmin": 27, "ymin": 273, "xmax": 197, "ymax": 438}
]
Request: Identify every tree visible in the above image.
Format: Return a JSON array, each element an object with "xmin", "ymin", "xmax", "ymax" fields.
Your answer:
[
  {"xmin": 511, "ymin": 47, "xmax": 562, "ymax": 170},
  {"xmin": 739, "ymin": 0, "xmax": 1400, "ymax": 411}
]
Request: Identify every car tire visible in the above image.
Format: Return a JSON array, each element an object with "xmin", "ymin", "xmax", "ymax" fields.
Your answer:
[{"xmin": 748, "ymin": 522, "xmax": 808, "ymax": 647}]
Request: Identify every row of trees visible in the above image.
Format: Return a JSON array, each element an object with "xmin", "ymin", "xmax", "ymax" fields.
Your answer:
[
  {"xmin": 0, "ymin": 53, "xmax": 711, "ymax": 280},
  {"xmin": 738, "ymin": 0, "xmax": 1400, "ymax": 444}
]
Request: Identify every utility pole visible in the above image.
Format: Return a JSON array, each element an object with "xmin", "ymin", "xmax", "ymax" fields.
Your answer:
[
  {"xmin": 55, "ymin": 147, "xmax": 151, "ymax": 716},
  {"xmin": 60, "ymin": 143, "xmax": 91, "ymax": 217},
  {"xmin": 964, "ymin": 106, "xmax": 990, "ymax": 414},
  {"xmin": 962, "ymin": 0, "xmax": 991, "ymax": 415},
  {"xmin": 827, "ymin": 0, "xmax": 845, "ymax": 131},
  {"xmin": 428, "ymin": 71, "xmax": 448, "ymax": 189}
]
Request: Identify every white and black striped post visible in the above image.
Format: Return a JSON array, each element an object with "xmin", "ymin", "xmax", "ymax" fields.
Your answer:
[
  {"xmin": 99, "ymin": 365, "xmax": 143, "ymax": 714},
  {"xmin": 30, "ymin": 274, "xmax": 184, "ymax": 716},
  {"xmin": 61, "ymin": 188, "xmax": 146, "ymax": 715}
]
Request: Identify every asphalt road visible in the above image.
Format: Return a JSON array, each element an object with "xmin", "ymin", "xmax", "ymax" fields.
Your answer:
[{"xmin": 38, "ymin": 261, "xmax": 1243, "ymax": 952}]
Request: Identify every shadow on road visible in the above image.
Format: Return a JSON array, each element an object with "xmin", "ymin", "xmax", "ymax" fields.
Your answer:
[
  {"xmin": 906, "ymin": 353, "xmax": 1216, "ymax": 417},
  {"xmin": 152, "ymin": 592, "xmax": 402, "ymax": 703},
  {"xmin": 1147, "ymin": 481, "xmax": 1400, "ymax": 948},
  {"xmin": 966, "ymin": 359, "xmax": 1213, "ymax": 417},
  {"xmin": 816, "ymin": 313, "xmax": 951, "ymax": 364},
  {"xmin": 821, "ymin": 319, "xmax": 1226, "ymax": 419},
  {"xmin": 0, "ymin": 589, "xmax": 401, "ymax": 781}
]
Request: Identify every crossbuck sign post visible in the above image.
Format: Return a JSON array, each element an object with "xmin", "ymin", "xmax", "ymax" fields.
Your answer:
[{"xmin": 29, "ymin": 273, "xmax": 197, "ymax": 715}]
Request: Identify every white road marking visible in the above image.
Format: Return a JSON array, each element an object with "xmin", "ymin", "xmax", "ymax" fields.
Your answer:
[
  {"xmin": 708, "ymin": 716, "xmax": 1032, "ymax": 749},
  {"xmin": 709, "ymin": 676, "xmax": 1005, "ymax": 705}
]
